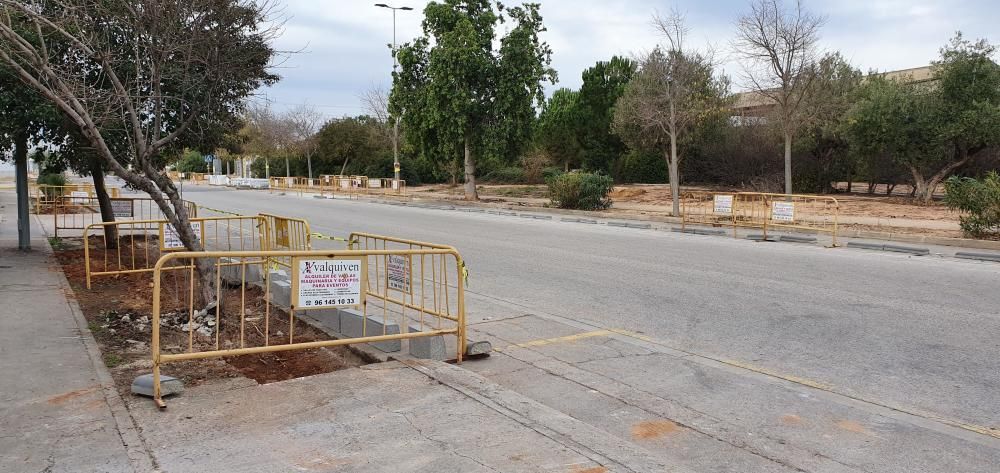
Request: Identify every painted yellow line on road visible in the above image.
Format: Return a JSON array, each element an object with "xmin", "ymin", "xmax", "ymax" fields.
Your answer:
[
  {"xmin": 505, "ymin": 330, "xmax": 615, "ymax": 349},
  {"xmin": 718, "ymin": 358, "xmax": 833, "ymax": 391}
]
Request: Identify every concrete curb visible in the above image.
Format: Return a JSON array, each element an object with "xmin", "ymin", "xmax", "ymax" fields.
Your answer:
[
  {"xmin": 400, "ymin": 359, "xmax": 689, "ymax": 473},
  {"xmin": 847, "ymin": 241, "xmax": 931, "ymax": 255},
  {"xmin": 37, "ymin": 216, "xmax": 158, "ymax": 473},
  {"xmin": 955, "ymin": 252, "xmax": 1000, "ymax": 263},
  {"xmin": 671, "ymin": 227, "xmax": 726, "ymax": 236},
  {"xmin": 356, "ymin": 192, "xmax": 1000, "ymax": 251}
]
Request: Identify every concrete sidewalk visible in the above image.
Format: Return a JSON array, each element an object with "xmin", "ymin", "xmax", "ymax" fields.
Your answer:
[
  {"xmin": 2, "ymin": 189, "xmax": 685, "ymax": 472},
  {"xmin": 0, "ymin": 190, "xmax": 150, "ymax": 472}
]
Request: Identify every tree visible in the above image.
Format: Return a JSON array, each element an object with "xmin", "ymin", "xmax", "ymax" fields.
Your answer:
[
  {"xmin": 576, "ymin": 56, "xmax": 636, "ymax": 172},
  {"xmin": 795, "ymin": 52, "xmax": 863, "ymax": 192},
  {"xmin": 0, "ymin": 0, "xmax": 277, "ymax": 303},
  {"xmin": 845, "ymin": 34, "xmax": 1000, "ymax": 202},
  {"xmin": 286, "ymin": 105, "xmax": 323, "ymax": 179},
  {"xmin": 613, "ymin": 12, "xmax": 729, "ymax": 216},
  {"xmin": 390, "ymin": 0, "xmax": 554, "ymax": 200},
  {"xmin": 535, "ymin": 88, "xmax": 582, "ymax": 171},
  {"xmin": 734, "ymin": 0, "xmax": 825, "ymax": 195}
]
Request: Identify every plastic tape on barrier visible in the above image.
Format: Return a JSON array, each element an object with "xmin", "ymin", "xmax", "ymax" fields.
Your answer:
[
  {"xmin": 310, "ymin": 232, "xmax": 347, "ymax": 242},
  {"xmin": 197, "ymin": 206, "xmax": 243, "ymax": 216}
]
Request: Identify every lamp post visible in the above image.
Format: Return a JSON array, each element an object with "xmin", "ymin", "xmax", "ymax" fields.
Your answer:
[{"xmin": 375, "ymin": 3, "xmax": 412, "ymax": 183}]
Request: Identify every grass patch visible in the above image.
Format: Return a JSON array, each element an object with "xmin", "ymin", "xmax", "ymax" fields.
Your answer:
[
  {"xmin": 103, "ymin": 353, "xmax": 124, "ymax": 368},
  {"xmin": 48, "ymin": 237, "xmax": 64, "ymax": 250}
]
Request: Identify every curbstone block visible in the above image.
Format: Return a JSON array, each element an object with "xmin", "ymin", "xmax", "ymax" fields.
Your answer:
[
  {"xmin": 300, "ymin": 308, "xmax": 341, "ymax": 333},
  {"xmin": 339, "ymin": 309, "xmax": 401, "ymax": 352},
  {"xmin": 955, "ymin": 252, "xmax": 1000, "ymax": 262},
  {"xmin": 268, "ymin": 279, "xmax": 291, "ymax": 308},
  {"xmin": 466, "ymin": 339, "xmax": 493, "ymax": 356},
  {"xmin": 407, "ymin": 324, "xmax": 447, "ymax": 360}
]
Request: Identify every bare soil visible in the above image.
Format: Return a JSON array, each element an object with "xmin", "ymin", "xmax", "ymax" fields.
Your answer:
[
  {"xmin": 410, "ymin": 183, "xmax": 972, "ymax": 239},
  {"xmin": 53, "ymin": 239, "xmax": 368, "ymax": 396}
]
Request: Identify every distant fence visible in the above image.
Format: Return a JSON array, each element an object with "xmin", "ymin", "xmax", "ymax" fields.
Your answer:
[
  {"xmin": 30, "ymin": 184, "xmax": 122, "ymax": 213},
  {"xmin": 149, "ymin": 247, "xmax": 467, "ymax": 407},
  {"xmin": 682, "ymin": 192, "xmax": 840, "ymax": 245},
  {"xmin": 83, "ymin": 215, "xmax": 274, "ymax": 289},
  {"xmin": 51, "ymin": 196, "xmax": 197, "ymax": 237}
]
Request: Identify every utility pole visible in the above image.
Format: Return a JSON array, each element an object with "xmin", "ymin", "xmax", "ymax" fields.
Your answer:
[{"xmin": 375, "ymin": 3, "xmax": 413, "ymax": 183}]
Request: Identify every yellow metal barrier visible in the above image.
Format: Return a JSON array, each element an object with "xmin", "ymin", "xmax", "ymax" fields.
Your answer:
[
  {"xmin": 681, "ymin": 192, "xmax": 840, "ymax": 246},
  {"xmin": 52, "ymin": 196, "xmax": 197, "ymax": 237},
  {"xmin": 149, "ymin": 247, "xmax": 467, "ymax": 407},
  {"xmin": 83, "ymin": 216, "xmax": 270, "ymax": 289},
  {"xmin": 30, "ymin": 184, "xmax": 121, "ymax": 213},
  {"xmin": 258, "ymin": 213, "xmax": 312, "ymax": 270}
]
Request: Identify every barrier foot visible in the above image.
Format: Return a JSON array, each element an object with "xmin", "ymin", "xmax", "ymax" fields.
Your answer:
[{"xmin": 154, "ymin": 397, "xmax": 167, "ymax": 409}]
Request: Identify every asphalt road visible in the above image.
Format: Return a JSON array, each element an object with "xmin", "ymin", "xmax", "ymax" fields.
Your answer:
[{"xmin": 180, "ymin": 185, "xmax": 1000, "ymax": 470}]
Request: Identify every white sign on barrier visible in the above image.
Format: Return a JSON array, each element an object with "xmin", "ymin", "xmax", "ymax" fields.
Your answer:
[
  {"xmin": 369, "ymin": 179, "xmax": 382, "ymax": 188},
  {"xmin": 387, "ymin": 255, "xmax": 411, "ymax": 293},
  {"xmin": 161, "ymin": 222, "xmax": 202, "ymax": 250},
  {"xmin": 713, "ymin": 195, "xmax": 733, "ymax": 215},
  {"xmin": 110, "ymin": 198, "xmax": 134, "ymax": 218},
  {"xmin": 293, "ymin": 258, "xmax": 366, "ymax": 309},
  {"xmin": 70, "ymin": 191, "xmax": 89, "ymax": 204},
  {"xmin": 772, "ymin": 201, "xmax": 795, "ymax": 222}
]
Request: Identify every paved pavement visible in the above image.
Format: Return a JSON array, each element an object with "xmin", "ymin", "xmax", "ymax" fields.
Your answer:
[
  {"xmin": 173, "ymin": 185, "xmax": 1000, "ymax": 472},
  {"xmin": 6, "ymin": 188, "xmax": 695, "ymax": 473},
  {"xmin": 0, "ymin": 190, "xmax": 147, "ymax": 473}
]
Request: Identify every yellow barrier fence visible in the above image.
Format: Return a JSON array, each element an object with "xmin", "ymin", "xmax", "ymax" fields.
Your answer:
[
  {"xmin": 149, "ymin": 247, "xmax": 467, "ymax": 407},
  {"xmin": 681, "ymin": 192, "xmax": 840, "ymax": 246},
  {"xmin": 30, "ymin": 184, "xmax": 122, "ymax": 213},
  {"xmin": 259, "ymin": 213, "xmax": 312, "ymax": 270},
  {"xmin": 83, "ymin": 216, "xmax": 271, "ymax": 289},
  {"xmin": 52, "ymin": 196, "xmax": 197, "ymax": 237}
]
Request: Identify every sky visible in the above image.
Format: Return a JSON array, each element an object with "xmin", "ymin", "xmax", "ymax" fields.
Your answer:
[
  {"xmin": 252, "ymin": 0, "xmax": 997, "ymax": 120},
  {"xmin": 253, "ymin": 0, "xmax": 998, "ymax": 119}
]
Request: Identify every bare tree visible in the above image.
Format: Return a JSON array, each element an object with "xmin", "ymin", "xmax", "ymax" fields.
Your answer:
[
  {"xmin": 0, "ymin": 0, "xmax": 278, "ymax": 303},
  {"xmin": 613, "ymin": 10, "xmax": 730, "ymax": 216},
  {"xmin": 734, "ymin": 0, "xmax": 825, "ymax": 195},
  {"xmin": 285, "ymin": 104, "xmax": 323, "ymax": 179},
  {"xmin": 359, "ymin": 83, "xmax": 393, "ymax": 142}
]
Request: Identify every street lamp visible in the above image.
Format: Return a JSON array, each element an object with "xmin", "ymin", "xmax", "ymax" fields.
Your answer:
[{"xmin": 375, "ymin": 3, "xmax": 412, "ymax": 183}]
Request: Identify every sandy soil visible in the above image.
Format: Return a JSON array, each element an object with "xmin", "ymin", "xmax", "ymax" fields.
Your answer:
[{"xmin": 411, "ymin": 183, "xmax": 971, "ymax": 239}]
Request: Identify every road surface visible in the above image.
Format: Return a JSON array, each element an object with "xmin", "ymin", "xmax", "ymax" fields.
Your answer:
[{"xmin": 180, "ymin": 185, "xmax": 1000, "ymax": 472}]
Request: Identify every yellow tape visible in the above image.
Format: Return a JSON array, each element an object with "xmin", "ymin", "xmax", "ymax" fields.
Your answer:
[
  {"xmin": 310, "ymin": 232, "xmax": 347, "ymax": 242},
  {"xmin": 196, "ymin": 205, "xmax": 243, "ymax": 216}
]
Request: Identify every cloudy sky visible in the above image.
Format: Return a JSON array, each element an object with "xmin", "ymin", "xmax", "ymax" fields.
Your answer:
[{"xmin": 254, "ymin": 0, "xmax": 996, "ymax": 119}]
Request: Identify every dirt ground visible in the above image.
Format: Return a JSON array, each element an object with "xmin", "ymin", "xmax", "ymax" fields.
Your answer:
[
  {"xmin": 413, "ymin": 183, "xmax": 971, "ymax": 239},
  {"xmin": 53, "ymin": 238, "xmax": 368, "ymax": 396}
]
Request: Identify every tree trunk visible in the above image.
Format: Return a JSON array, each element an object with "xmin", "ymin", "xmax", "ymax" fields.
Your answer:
[
  {"xmin": 90, "ymin": 160, "xmax": 118, "ymax": 250},
  {"xmin": 463, "ymin": 133, "xmax": 478, "ymax": 201},
  {"xmin": 783, "ymin": 131, "xmax": 793, "ymax": 195},
  {"xmin": 667, "ymin": 137, "xmax": 680, "ymax": 217},
  {"xmin": 908, "ymin": 166, "xmax": 930, "ymax": 203},
  {"xmin": 285, "ymin": 157, "xmax": 290, "ymax": 178},
  {"xmin": 564, "ymin": 160, "xmax": 569, "ymax": 172},
  {"xmin": 307, "ymin": 153, "xmax": 313, "ymax": 180},
  {"xmin": 845, "ymin": 173, "xmax": 852, "ymax": 194},
  {"xmin": 14, "ymin": 132, "xmax": 30, "ymax": 250},
  {"xmin": 339, "ymin": 156, "xmax": 350, "ymax": 176},
  {"xmin": 886, "ymin": 183, "xmax": 895, "ymax": 196}
]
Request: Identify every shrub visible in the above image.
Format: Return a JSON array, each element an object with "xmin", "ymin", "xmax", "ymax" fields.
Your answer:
[
  {"xmin": 541, "ymin": 166, "xmax": 564, "ymax": 182},
  {"xmin": 614, "ymin": 149, "xmax": 666, "ymax": 183},
  {"xmin": 36, "ymin": 173, "xmax": 66, "ymax": 186},
  {"xmin": 482, "ymin": 167, "xmax": 526, "ymax": 184},
  {"xmin": 944, "ymin": 172, "xmax": 1000, "ymax": 237},
  {"xmin": 548, "ymin": 172, "xmax": 614, "ymax": 210}
]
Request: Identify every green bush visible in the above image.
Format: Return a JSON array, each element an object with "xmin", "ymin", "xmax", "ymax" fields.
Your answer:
[
  {"xmin": 945, "ymin": 172, "xmax": 1000, "ymax": 237},
  {"xmin": 36, "ymin": 173, "xmax": 66, "ymax": 186},
  {"xmin": 482, "ymin": 167, "xmax": 526, "ymax": 184},
  {"xmin": 548, "ymin": 172, "xmax": 614, "ymax": 210},
  {"xmin": 614, "ymin": 149, "xmax": 666, "ymax": 183},
  {"xmin": 541, "ymin": 166, "xmax": 564, "ymax": 182}
]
